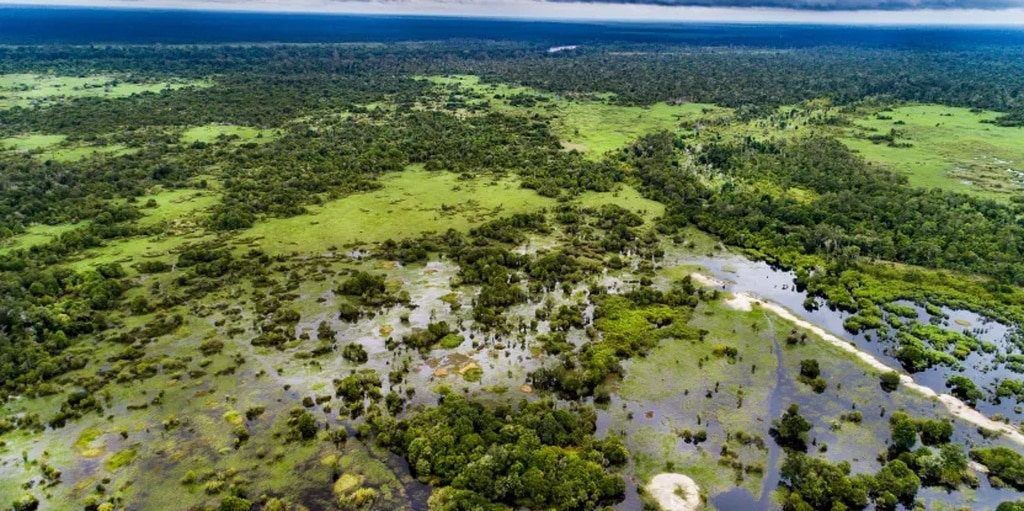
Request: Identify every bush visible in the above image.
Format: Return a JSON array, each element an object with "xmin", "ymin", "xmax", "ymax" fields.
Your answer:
[
  {"xmin": 342, "ymin": 343, "xmax": 369, "ymax": 363},
  {"xmin": 880, "ymin": 372, "xmax": 901, "ymax": 392},
  {"xmin": 219, "ymin": 496, "xmax": 252, "ymax": 511}
]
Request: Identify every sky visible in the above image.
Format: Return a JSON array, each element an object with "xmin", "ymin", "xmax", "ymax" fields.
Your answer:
[{"xmin": 4, "ymin": 0, "xmax": 1024, "ymax": 24}]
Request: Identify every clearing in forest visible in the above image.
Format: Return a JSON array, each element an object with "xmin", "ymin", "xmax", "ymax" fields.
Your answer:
[{"xmin": 842, "ymin": 105, "xmax": 1024, "ymax": 199}]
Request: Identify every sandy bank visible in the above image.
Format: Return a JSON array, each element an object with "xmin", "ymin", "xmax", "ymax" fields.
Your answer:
[
  {"xmin": 689, "ymin": 271, "xmax": 1024, "ymax": 446},
  {"xmin": 646, "ymin": 473, "xmax": 702, "ymax": 511},
  {"xmin": 739, "ymin": 290, "xmax": 1024, "ymax": 446}
]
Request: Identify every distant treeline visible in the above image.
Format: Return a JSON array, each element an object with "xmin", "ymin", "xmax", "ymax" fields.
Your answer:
[{"xmin": 1, "ymin": 43, "xmax": 1023, "ymax": 113}]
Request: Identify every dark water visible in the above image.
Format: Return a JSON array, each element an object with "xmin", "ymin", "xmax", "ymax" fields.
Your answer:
[
  {"xmin": 683, "ymin": 253, "xmax": 1021, "ymax": 510},
  {"xmin": 686, "ymin": 255, "xmax": 1020, "ymax": 417},
  {"xmin": 1, "ymin": 6, "xmax": 1024, "ymax": 46}
]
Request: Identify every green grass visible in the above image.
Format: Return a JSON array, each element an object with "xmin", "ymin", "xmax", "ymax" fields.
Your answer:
[
  {"xmin": 554, "ymin": 100, "xmax": 719, "ymax": 156},
  {"xmin": 618, "ymin": 302, "xmax": 777, "ymax": 497},
  {"xmin": 44, "ymin": 144, "xmax": 137, "ymax": 162},
  {"xmin": 577, "ymin": 184, "xmax": 665, "ymax": 223},
  {"xmin": 105, "ymin": 448, "xmax": 137, "ymax": 471},
  {"xmin": 244, "ymin": 166, "xmax": 557, "ymax": 255},
  {"xmin": 0, "ymin": 73, "xmax": 210, "ymax": 109},
  {"xmin": 134, "ymin": 187, "xmax": 220, "ymax": 228},
  {"xmin": 0, "ymin": 134, "xmax": 66, "ymax": 151},
  {"xmin": 841, "ymin": 105, "xmax": 1024, "ymax": 199},
  {"xmin": 64, "ymin": 232, "xmax": 216, "ymax": 273},
  {"xmin": 74, "ymin": 428, "xmax": 104, "ymax": 451},
  {"xmin": 181, "ymin": 124, "xmax": 280, "ymax": 144},
  {"xmin": 423, "ymin": 74, "xmax": 726, "ymax": 157},
  {"xmin": 0, "ymin": 133, "xmax": 141, "ymax": 162},
  {"xmin": 0, "ymin": 222, "xmax": 84, "ymax": 255}
]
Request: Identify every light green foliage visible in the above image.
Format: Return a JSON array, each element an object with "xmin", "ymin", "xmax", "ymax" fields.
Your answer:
[
  {"xmin": 970, "ymin": 447, "xmax": 1024, "ymax": 490},
  {"xmin": 104, "ymin": 448, "xmax": 137, "ymax": 471}
]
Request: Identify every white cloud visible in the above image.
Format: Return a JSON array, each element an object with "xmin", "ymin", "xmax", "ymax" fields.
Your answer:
[{"xmin": 3, "ymin": 0, "xmax": 1024, "ymax": 24}]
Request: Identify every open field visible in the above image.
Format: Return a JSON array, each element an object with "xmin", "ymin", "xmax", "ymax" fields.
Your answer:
[
  {"xmin": 0, "ymin": 222, "xmax": 84, "ymax": 254},
  {"xmin": 842, "ymin": 105, "xmax": 1024, "ymax": 199},
  {"xmin": 424, "ymin": 74, "xmax": 727, "ymax": 157},
  {"xmin": 0, "ymin": 73, "xmax": 210, "ymax": 109},
  {"xmin": 244, "ymin": 166, "xmax": 556, "ymax": 254},
  {"xmin": 181, "ymin": 124, "xmax": 281, "ymax": 144},
  {"xmin": 0, "ymin": 133, "xmax": 66, "ymax": 151}
]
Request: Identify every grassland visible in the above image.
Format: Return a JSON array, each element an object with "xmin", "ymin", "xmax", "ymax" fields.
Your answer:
[
  {"xmin": 0, "ymin": 73, "xmax": 210, "ymax": 109},
  {"xmin": 424, "ymin": 74, "xmax": 727, "ymax": 157},
  {"xmin": 180, "ymin": 124, "xmax": 280, "ymax": 144},
  {"xmin": 244, "ymin": 166, "xmax": 554, "ymax": 254},
  {"xmin": 0, "ymin": 133, "xmax": 66, "ymax": 151},
  {"xmin": 841, "ymin": 105, "xmax": 1024, "ymax": 199},
  {"xmin": 0, "ymin": 222, "xmax": 84, "ymax": 254}
]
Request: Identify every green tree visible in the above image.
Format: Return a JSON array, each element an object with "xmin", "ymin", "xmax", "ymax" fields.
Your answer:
[{"xmin": 772, "ymin": 404, "xmax": 812, "ymax": 451}]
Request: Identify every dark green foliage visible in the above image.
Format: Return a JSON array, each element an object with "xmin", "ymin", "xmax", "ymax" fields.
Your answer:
[
  {"xmin": 888, "ymin": 412, "xmax": 919, "ymax": 454},
  {"xmin": 879, "ymin": 372, "xmax": 901, "ymax": 393},
  {"xmin": 997, "ymin": 501, "xmax": 1024, "ymax": 511},
  {"xmin": 288, "ymin": 409, "xmax": 318, "ymax": 441},
  {"xmin": 342, "ymin": 343, "xmax": 369, "ymax": 364},
  {"xmin": 916, "ymin": 418, "xmax": 953, "ymax": 446},
  {"xmin": 401, "ymin": 321, "xmax": 453, "ymax": 351},
  {"xmin": 338, "ymin": 302, "xmax": 362, "ymax": 323},
  {"xmin": 799, "ymin": 360, "xmax": 821, "ymax": 380},
  {"xmin": 909, "ymin": 444, "xmax": 976, "ymax": 489},
  {"xmin": 797, "ymin": 359, "xmax": 825, "ymax": 392},
  {"xmin": 945, "ymin": 375, "xmax": 985, "ymax": 407},
  {"xmin": 199, "ymin": 338, "xmax": 225, "ymax": 356},
  {"xmin": 11, "ymin": 494, "xmax": 40, "ymax": 511},
  {"xmin": 871, "ymin": 460, "xmax": 921, "ymax": 509},
  {"xmin": 334, "ymin": 370, "xmax": 382, "ymax": 405},
  {"xmin": 337, "ymin": 271, "xmax": 386, "ymax": 298},
  {"xmin": 371, "ymin": 395, "xmax": 625, "ymax": 510},
  {"xmin": 778, "ymin": 452, "xmax": 870, "ymax": 511},
  {"xmin": 771, "ymin": 404, "xmax": 812, "ymax": 452},
  {"xmin": 219, "ymin": 495, "xmax": 252, "ymax": 511},
  {"xmin": 970, "ymin": 447, "xmax": 1024, "ymax": 490}
]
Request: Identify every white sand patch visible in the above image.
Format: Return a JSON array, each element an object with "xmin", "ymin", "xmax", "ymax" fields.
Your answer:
[
  {"xmin": 747, "ymin": 293, "xmax": 1024, "ymax": 447},
  {"xmin": 723, "ymin": 293, "xmax": 755, "ymax": 311},
  {"xmin": 646, "ymin": 473, "xmax": 702, "ymax": 511},
  {"xmin": 689, "ymin": 272, "xmax": 726, "ymax": 288}
]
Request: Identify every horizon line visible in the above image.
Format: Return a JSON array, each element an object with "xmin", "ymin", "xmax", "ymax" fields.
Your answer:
[{"xmin": 3, "ymin": 1, "xmax": 1024, "ymax": 26}]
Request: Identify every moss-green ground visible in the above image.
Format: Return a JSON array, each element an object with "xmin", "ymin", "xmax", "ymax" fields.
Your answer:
[
  {"xmin": 424, "ymin": 74, "xmax": 727, "ymax": 157},
  {"xmin": 245, "ymin": 166, "xmax": 555, "ymax": 255},
  {"xmin": 841, "ymin": 105, "xmax": 1024, "ymax": 199},
  {"xmin": 0, "ymin": 73, "xmax": 210, "ymax": 109},
  {"xmin": 180, "ymin": 124, "xmax": 281, "ymax": 144}
]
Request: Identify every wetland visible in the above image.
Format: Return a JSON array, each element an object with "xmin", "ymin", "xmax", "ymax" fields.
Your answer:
[{"xmin": 2, "ymin": 26, "xmax": 1024, "ymax": 511}]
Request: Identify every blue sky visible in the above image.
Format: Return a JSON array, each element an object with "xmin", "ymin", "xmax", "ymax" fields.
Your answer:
[{"xmin": 4, "ymin": 0, "xmax": 1024, "ymax": 24}]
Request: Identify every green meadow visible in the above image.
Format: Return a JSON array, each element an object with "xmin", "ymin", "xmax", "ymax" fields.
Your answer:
[
  {"xmin": 245, "ymin": 166, "xmax": 556, "ymax": 255},
  {"xmin": 0, "ymin": 133, "xmax": 66, "ymax": 151},
  {"xmin": 424, "ymin": 74, "xmax": 726, "ymax": 157},
  {"xmin": 181, "ymin": 124, "xmax": 281, "ymax": 144},
  {"xmin": 842, "ymin": 105, "xmax": 1024, "ymax": 199},
  {"xmin": 0, "ymin": 73, "xmax": 210, "ymax": 109}
]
